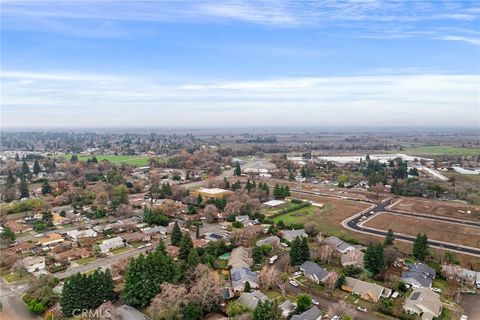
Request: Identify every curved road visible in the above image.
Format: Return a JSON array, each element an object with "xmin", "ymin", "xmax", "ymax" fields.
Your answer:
[{"xmin": 286, "ymin": 187, "xmax": 480, "ymax": 257}]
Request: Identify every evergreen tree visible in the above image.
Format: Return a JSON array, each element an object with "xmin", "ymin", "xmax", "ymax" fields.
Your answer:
[
  {"xmin": 19, "ymin": 175, "xmax": 29, "ymax": 198},
  {"xmin": 196, "ymin": 224, "xmax": 200, "ymax": 239},
  {"xmin": 224, "ymin": 177, "xmax": 230, "ymax": 189},
  {"xmin": 187, "ymin": 248, "xmax": 200, "ymax": 268},
  {"xmin": 33, "ymin": 160, "xmax": 41, "ymax": 175},
  {"xmin": 289, "ymin": 237, "xmax": 302, "ymax": 265},
  {"xmin": 70, "ymin": 154, "xmax": 78, "ymax": 163},
  {"xmin": 384, "ymin": 229, "xmax": 395, "ymax": 246},
  {"xmin": 243, "ymin": 281, "xmax": 251, "ymax": 292},
  {"xmin": 1, "ymin": 226, "xmax": 16, "ymax": 243},
  {"xmin": 91, "ymin": 156, "xmax": 98, "ymax": 164},
  {"xmin": 122, "ymin": 250, "xmax": 175, "ymax": 308},
  {"xmin": 196, "ymin": 194, "xmax": 203, "ymax": 206},
  {"xmin": 364, "ymin": 243, "xmax": 385, "ymax": 275},
  {"xmin": 183, "ymin": 303, "xmax": 203, "ymax": 320},
  {"xmin": 413, "ymin": 233, "xmax": 429, "ymax": 260},
  {"xmin": 179, "ymin": 232, "xmax": 194, "ymax": 260},
  {"xmin": 252, "ymin": 300, "xmax": 283, "ymax": 320},
  {"xmin": 21, "ymin": 161, "xmax": 30, "ymax": 175},
  {"xmin": 6, "ymin": 171, "xmax": 16, "ymax": 188},
  {"xmin": 301, "ymin": 237, "xmax": 310, "ymax": 262},
  {"xmin": 296, "ymin": 294, "xmax": 312, "ymax": 313},
  {"xmin": 155, "ymin": 239, "xmax": 166, "ymax": 255},
  {"xmin": 41, "ymin": 179, "xmax": 52, "ymax": 195},
  {"xmin": 234, "ymin": 161, "xmax": 242, "ymax": 176},
  {"xmin": 15, "ymin": 153, "xmax": 20, "ymax": 161},
  {"xmin": 273, "ymin": 184, "xmax": 280, "ymax": 199},
  {"xmin": 171, "ymin": 222, "xmax": 182, "ymax": 246}
]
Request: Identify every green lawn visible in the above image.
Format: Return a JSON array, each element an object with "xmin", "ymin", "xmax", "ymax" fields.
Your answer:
[
  {"xmin": 403, "ymin": 146, "xmax": 480, "ymax": 156},
  {"xmin": 433, "ymin": 278, "xmax": 449, "ymax": 291},
  {"xmin": 263, "ymin": 202, "xmax": 304, "ymax": 216},
  {"xmin": 272, "ymin": 205, "xmax": 319, "ymax": 226},
  {"xmin": 59, "ymin": 154, "xmax": 150, "ymax": 166},
  {"xmin": 75, "ymin": 256, "xmax": 98, "ymax": 265}
]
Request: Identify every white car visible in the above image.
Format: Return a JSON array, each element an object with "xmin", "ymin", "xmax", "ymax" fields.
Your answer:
[
  {"xmin": 312, "ymin": 299, "xmax": 319, "ymax": 306},
  {"xmin": 331, "ymin": 316, "xmax": 340, "ymax": 320},
  {"xmin": 269, "ymin": 255, "xmax": 278, "ymax": 264},
  {"xmin": 293, "ymin": 271, "xmax": 302, "ymax": 277},
  {"xmin": 289, "ymin": 280, "xmax": 299, "ymax": 287},
  {"xmin": 280, "ymin": 242, "xmax": 289, "ymax": 247},
  {"xmin": 356, "ymin": 306, "xmax": 367, "ymax": 312},
  {"xmin": 461, "ymin": 315, "xmax": 468, "ymax": 320},
  {"xmin": 431, "ymin": 287, "xmax": 442, "ymax": 293}
]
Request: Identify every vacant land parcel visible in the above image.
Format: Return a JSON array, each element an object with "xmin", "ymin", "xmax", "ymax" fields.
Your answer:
[{"xmin": 390, "ymin": 198, "xmax": 480, "ymax": 221}]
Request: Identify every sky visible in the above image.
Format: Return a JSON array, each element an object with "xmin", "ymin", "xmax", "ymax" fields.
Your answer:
[{"xmin": 1, "ymin": 0, "xmax": 479, "ymax": 128}]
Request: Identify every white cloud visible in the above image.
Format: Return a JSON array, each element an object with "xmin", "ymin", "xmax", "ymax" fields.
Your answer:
[
  {"xmin": 437, "ymin": 35, "xmax": 480, "ymax": 46},
  {"xmin": 1, "ymin": 70, "xmax": 478, "ymax": 128}
]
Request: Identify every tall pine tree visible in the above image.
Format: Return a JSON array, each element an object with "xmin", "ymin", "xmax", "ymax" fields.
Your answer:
[{"xmin": 171, "ymin": 222, "xmax": 182, "ymax": 246}]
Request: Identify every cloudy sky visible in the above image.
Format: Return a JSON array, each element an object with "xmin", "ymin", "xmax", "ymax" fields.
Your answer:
[{"xmin": 1, "ymin": 0, "xmax": 479, "ymax": 128}]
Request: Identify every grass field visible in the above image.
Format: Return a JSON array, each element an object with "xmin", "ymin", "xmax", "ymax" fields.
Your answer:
[
  {"xmin": 60, "ymin": 154, "xmax": 150, "ymax": 166},
  {"xmin": 75, "ymin": 256, "xmax": 98, "ymax": 265},
  {"xmin": 403, "ymin": 146, "xmax": 480, "ymax": 156},
  {"xmin": 272, "ymin": 205, "xmax": 318, "ymax": 225}
]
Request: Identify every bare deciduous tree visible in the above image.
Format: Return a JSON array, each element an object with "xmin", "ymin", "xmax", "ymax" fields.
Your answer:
[
  {"xmin": 318, "ymin": 245, "xmax": 334, "ymax": 264},
  {"xmin": 204, "ymin": 204, "xmax": 219, "ymax": 223},
  {"xmin": 149, "ymin": 283, "xmax": 188, "ymax": 319},
  {"xmin": 328, "ymin": 301, "xmax": 352, "ymax": 317},
  {"xmin": 324, "ymin": 271, "xmax": 339, "ymax": 293},
  {"xmin": 188, "ymin": 264, "xmax": 225, "ymax": 313},
  {"xmin": 259, "ymin": 266, "xmax": 279, "ymax": 290}
]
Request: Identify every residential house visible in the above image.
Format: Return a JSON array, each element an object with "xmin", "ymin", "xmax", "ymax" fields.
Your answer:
[
  {"xmin": 401, "ymin": 263, "xmax": 436, "ymax": 288},
  {"xmin": 21, "ymin": 256, "xmax": 46, "ymax": 273},
  {"xmin": 237, "ymin": 290, "xmax": 268, "ymax": 309},
  {"xmin": 256, "ymin": 236, "xmax": 281, "ymax": 247},
  {"xmin": 290, "ymin": 306, "xmax": 322, "ymax": 320},
  {"xmin": 341, "ymin": 249, "xmax": 365, "ymax": 269},
  {"xmin": 37, "ymin": 233, "xmax": 64, "ymax": 250},
  {"xmin": 3, "ymin": 220, "xmax": 33, "ymax": 234},
  {"xmin": 235, "ymin": 215, "xmax": 257, "ymax": 227},
  {"xmin": 205, "ymin": 231, "xmax": 230, "ymax": 242},
  {"xmin": 120, "ymin": 232, "xmax": 151, "ymax": 244},
  {"xmin": 228, "ymin": 246, "xmax": 253, "ymax": 269},
  {"xmin": 6, "ymin": 241, "xmax": 36, "ymax": 254},
  {"xmin": 403, "ymin": 288, "xmax": 442, "ymax": 320},
  {"xmin": 324, "ymin": 236, "xmax": 355, "ymax": 254},
  {"xmin": 52, "ymin": 212, "xmax": 67, "ymax": 226},
  {"xmin": 66, "ymin": 229, "xmax": 98, "ymax": 240},
  {"xmin": 442, "ymin": 265, "xmax": 480, "ymax": 288},
  {"xmin": 300, "ymin": 261, "xmax": 329, "ymax": 284},
  {"xmin": 55, "ymin": 247, "xmax": 92, "ymax": 262},
  {"xmin": 279, "ymin": 300, "xmax": 295, "ymax": 318},
  {"xmin": 281, "ymin": 229, "xmax": 307, "ymax": 242},
  {"xmin": 99, "ymin": 236, "xmax": 125, "ymax": 253},
  {"xmin": 116, "ymin": 305, "xmax": 152, "ymax": 320},
  {"xmin": 341, "ymin": 277, "xmax": 391, "ymax": 302},
  {"xmin": 141, "ymin": 225, "xmax": 167, "ymax": 235},
  {"xmin": 231, "ymin": 266, "xmax": 259, "ymax": 292}
]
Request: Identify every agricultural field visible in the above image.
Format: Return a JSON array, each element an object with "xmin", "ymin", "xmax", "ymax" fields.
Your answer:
[
  {"xmin": 390, "ymin": 198, "xmax": 480, "ymax": 221},
  {"xmin": 402, "ymin": 146, "xmax": 480, "ymax": 156},
  {"xmin": 59, "ymin": 154, "xmax": 151, "ymax": 166},
  {"xmin": 364, "ymin": 212, "xmax": 480, "ymax": 249}
]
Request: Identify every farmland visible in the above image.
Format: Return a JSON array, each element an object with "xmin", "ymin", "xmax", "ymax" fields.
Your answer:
[
  {"xmin": 402, "ymin": 146, "xmax": 480, "ymax": 156},
  {"xmin": 364, "ymin": 212, "xmax": 480, "ymax": 249},
  {"xmin": 390, "ymin": 198, "xmax": 480, "ymax": 221},
  {"xmin": 59, "ymin": 154, "xmax": 151, "ymax": 166}
]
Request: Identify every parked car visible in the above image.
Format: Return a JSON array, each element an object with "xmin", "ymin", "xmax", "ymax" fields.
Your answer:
[
  {"xmin": 431, "ymin": 287, "xmax": 442, "ymax": 293},
  {"xmin": 460, "ymin": 315, "xmax": 468, "ymax": 320},
  {"xmin": 331, "ymin": 316, "xmax": 340, "ymax": 320},
  {"xmin": 289, "ymin": 280, "xmax": 299, "ymax": 287},
  {"xmin": 312, "ymin": 299, "xmax": 319, "ymax": 306},
  {"xmin": 280, "ymin": 242, "xmax": 289, "ymax": 247},
  {"xmin": 293, "ymin": 271, "xmax": 302, "ymax": 277},
  {"xmin": 269, "ymin": 255, "xmax": 278, "ymax": 264},
  {"xmin": 356, "ymin": 306, "xmax": 367, "ymax": 313}
]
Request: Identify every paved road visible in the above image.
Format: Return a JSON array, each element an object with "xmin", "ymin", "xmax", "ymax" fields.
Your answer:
[
  {"xmin": 281, "ymin": 187, "xmax": 480, "ymax": 257},
  {"xmin": 55, "ymin": 245, "xmax": 155, "ymax": 279},
  {"xmin": 0, "ymin": 279, "xmax": 36, "ymax": 320}
]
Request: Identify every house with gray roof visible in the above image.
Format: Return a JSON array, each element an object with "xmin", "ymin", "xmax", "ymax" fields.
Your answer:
[
  {"xmin": 290, "ymin": 306, "xmax": 322, "ymax": 320},
  {"xmin": 282, "ymin": 229, "xmax": 307, "ymax": 242},
  {"xmin": 341, "ymin": 277, "xmax": 391, "ymax": 302},
  {"xmin": 116, "ymin": 305, "xmax": 151, "ymax": 320},
  {"xmin": 256, "ymin": 236, "xmax": 280, "ymax": 247},
  {"xmin": 279, "ymin": 300, "xmax": 295, "ymax": 318},
  {"xmin": 237, "ymin": 290, "xmax": 268, "ymax": 310},
  {"xmin": 231, "ymin": 266, "xmax": 259, "ymax": 292},
  {"xmin": 401, "ymin": 263, "xmax": 436, "ymax": 288},
  {"xmin": 300, "ymin": 261, "xmax": 329, "ymax": 284},
  {"xmin": 403, "ymin": 288, "xmax": 442, "ymax": 320},
  {"xmin": 324, "ymin": 236, "xmax": 355, "ymax": 254}
]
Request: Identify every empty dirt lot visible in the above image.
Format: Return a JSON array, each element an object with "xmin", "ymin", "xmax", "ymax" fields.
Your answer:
[
  {"xmin": 390, "ymin": 198, "xmax": 480, "ymax": 221},
  {"xmin": 364, "ymin": 212, "xmax": 480, "ymax": 249}
]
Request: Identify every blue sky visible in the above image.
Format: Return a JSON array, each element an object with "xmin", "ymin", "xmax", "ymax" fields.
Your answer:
[{"xmin": 1, "ymin": 0, "xmax": 479, "ymax": 128}]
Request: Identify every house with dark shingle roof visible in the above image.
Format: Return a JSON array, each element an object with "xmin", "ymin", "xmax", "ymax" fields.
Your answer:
[
  {"xmin": 401, "ymin": 263, "xmax": 436, "ymax": 288},
  {"xmin": 231, "ymin": 266, "xmax": 259, "ymax": 292},
  {"xmin": 300, "ymin": 261, "xmax": 329, "ymax": 284},
  {"xmin": 290, "ymin": 306, "xmax": 322, "ymax": 320}
]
